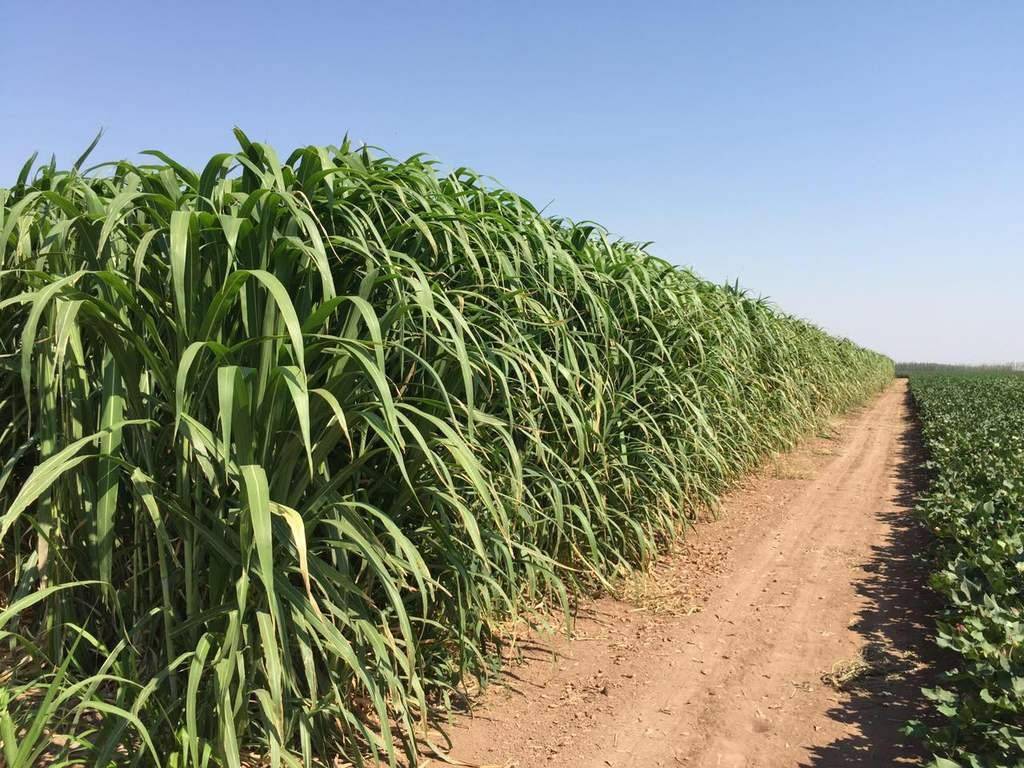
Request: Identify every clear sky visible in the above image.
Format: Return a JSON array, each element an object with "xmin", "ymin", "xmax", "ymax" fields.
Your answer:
[{"xmin": 4, "ymin": 2, "xmax": 1022, "ymax": 363}]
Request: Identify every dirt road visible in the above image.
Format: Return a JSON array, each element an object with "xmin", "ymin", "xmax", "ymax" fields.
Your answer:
[{"xmin": 437, "ymin": 381, "xmax": 938, "ymax": 767}]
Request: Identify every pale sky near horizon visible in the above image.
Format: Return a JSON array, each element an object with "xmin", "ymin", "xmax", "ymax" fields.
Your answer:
[{"xmin": 4, "ymin": 2, "xmax": 1022, "ymax": 364}]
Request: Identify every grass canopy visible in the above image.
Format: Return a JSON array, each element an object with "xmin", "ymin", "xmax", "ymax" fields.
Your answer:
[{"xmin": 0, "ymin": 130, "xmax": 893, "ymax": 766}]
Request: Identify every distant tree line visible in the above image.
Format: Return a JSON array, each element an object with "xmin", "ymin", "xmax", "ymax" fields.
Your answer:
[{"xmin": 896, "ymin": 361, "xmax": 1024, "ymax": 376}]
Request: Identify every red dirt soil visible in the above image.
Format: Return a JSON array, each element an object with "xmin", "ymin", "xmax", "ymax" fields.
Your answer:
[{"xmin": 426, "ymin": 380, "xmax": 939, "ymax": 768}]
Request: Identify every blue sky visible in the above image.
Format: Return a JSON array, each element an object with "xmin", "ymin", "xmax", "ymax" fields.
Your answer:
[{"xmin": 4, "ymin": 2, "xmax": 1022, "ymax": 363}]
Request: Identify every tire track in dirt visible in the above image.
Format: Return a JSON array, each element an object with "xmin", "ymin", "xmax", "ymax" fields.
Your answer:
[{"xmin": 435, "ymin": 381, "xmax": 937, "ymax": 768}]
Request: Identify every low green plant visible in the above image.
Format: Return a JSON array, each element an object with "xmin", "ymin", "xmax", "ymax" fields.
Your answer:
[{"xmin": 908, "ymin": 374, "xmax": 1024, "ymax": 767}]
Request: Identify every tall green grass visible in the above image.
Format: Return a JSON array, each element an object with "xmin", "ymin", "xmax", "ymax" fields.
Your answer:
[{"xmin": 0, "ymin": 131, "xmax": 893, "ymax": 766}]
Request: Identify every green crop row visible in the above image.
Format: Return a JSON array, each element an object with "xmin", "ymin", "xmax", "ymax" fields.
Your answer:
[
  {"xmin": 909, "ymin": 374, "xmax": 1024, "ymax": 767},
  {"xmin": 0, "ymin": 132, "xmax": 892, "ymax": 766}
]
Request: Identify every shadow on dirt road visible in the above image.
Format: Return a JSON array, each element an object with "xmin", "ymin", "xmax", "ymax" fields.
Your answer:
[{"xmin": 804, "ymin": 389, "xmax": 943, "ymax": 767}]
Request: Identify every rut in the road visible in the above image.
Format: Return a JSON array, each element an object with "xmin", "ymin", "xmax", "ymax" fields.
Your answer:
[{"xmin": 435, "ymin": 381, "xmax": 938, "ymax": 768}]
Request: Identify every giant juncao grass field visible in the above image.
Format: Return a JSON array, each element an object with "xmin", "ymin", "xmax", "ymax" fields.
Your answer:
[{"xmin": 0, "ymin": 132, "xmax": 892, "ymax": 766}]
